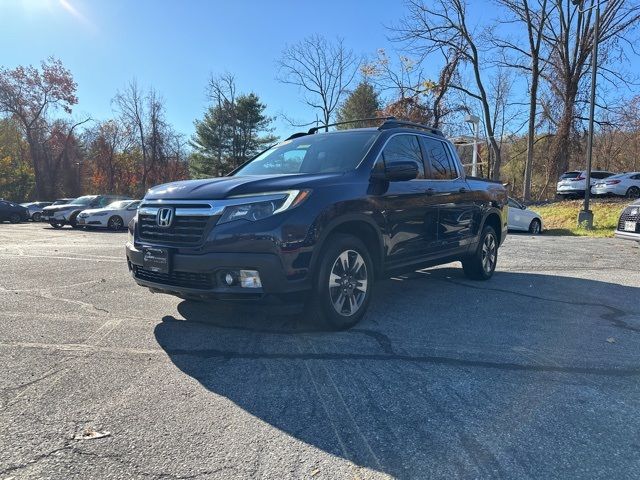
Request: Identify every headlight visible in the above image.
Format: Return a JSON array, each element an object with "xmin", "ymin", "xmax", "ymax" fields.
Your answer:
[
  {"xmin": 93, "ymin": 212, "xmax": 109, "ymax": 217},
  {"xmin": 218, "ymin": 190, "xmax": 310, "ymax": 225}
]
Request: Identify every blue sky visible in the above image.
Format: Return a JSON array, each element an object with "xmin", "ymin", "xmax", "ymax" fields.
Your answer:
[{"xmin": 1, "ymin": 0, "xmax": 637, "ymax": 141}]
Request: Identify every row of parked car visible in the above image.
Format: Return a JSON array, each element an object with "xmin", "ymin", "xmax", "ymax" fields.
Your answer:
[
  {"xmin": 0, "ymin": 195, "xmax": 140, "ymax": 230},
  {"xmin": 556, "ymin": 170, "xmax": 640, "ymax": 199}
]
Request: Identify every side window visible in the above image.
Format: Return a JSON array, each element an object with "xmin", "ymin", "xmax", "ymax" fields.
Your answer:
[
  {"xmin": 421, "ymin": 137, "xmax": 458, "ymax": 180},
  {"xmin": 507, "ymin": 198, "xmax": 518, "ymax": 208},
  {"xmin": 632, "ymin": 174, "xmax": 640, "ymax": 180},
  {"xmin": 380, "ymin": 134, "xmax": 425, "ymax": 179}
]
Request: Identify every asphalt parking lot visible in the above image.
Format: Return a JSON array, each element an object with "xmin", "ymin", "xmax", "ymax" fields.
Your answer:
[{"xmin": 1, "ymin": 223, "xmax": 639, "ymax": 479}]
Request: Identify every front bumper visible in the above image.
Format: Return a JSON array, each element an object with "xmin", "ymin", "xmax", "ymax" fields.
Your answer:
[
  {"xmin": 125, "ymin": 242, "xmax": 311, "ymax": 301},
  {"xmin": 77, "ymin": 216, "xmax": 107, "ymax": 227},
  {"xmin": 615, "ymin": 230, "xmax": 640, "ymax": 242}
]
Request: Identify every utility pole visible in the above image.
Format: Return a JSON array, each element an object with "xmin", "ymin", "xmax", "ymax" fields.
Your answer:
[{"xmin": 576, "ymin": 0, "xmax": 602, "ymax": 229}]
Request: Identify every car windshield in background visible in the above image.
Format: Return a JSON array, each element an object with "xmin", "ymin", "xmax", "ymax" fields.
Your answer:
[
  {"xmin": 69, "ymin": 196, "xmax": 97, "ymax": 206},
  {"xmin": 107, "ymin": 200, "xmax": 133, "ymax": 209},
  {"xmin": 234, "ymin": 131, "xmax": 378, "ymax": 176},
  {"xmin": 560, "ymin": 171, "xmax": 581, "ymax": 179}
]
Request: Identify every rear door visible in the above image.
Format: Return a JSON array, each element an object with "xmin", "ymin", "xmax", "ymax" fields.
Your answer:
[
  {"xmin": 419, "ymin": 136, "xmax": 478, "ymax": 251},
  {"xmin": 375, "ymin": 134, "xmax": 440, "ymax": 264}
]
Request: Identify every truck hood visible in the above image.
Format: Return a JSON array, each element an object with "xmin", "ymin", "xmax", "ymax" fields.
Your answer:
[{"xmin": 145, "ymin": 173, "xmax": 344, "ymax": 200}]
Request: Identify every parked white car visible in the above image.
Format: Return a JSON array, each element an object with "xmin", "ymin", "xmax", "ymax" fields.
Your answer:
[
  {"xmin": 591, "ymin": 172, "xmax": 640, "ymax": 198},
  {"xmin": 507, "ymin": 198, "xmax": 543, "ymax": 234},
  {"xmin": 77, "ymin": 200, "xmax": 140, "ymax": 230},
  {"xmin": 556, "ymin": 170, "xmax": 615, "ymax": 198}
]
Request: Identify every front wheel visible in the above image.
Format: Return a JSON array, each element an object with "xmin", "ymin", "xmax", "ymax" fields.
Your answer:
[
  {"xmin": 50, "ymin": 221, "xmax": 63, "ymax": 229},
  {"xmin": 528, "ymin": 218, "xmax": 542, "ymax": 234},
  {"xmin": 107, "ymin": 215, "xmax": 124, "ymax": 231},
  {"xmin": 32, "ymin": 212, "xmax": 42, "ymax": 222},
  {"xmin": 462, "ymin": 226, "xmax": 498, "ymax": 281},
  {"xmin": 307, "ymin": 234, "xmax": 374, "ymax": 330},
  {"xmin": 9, "ymin": 213, "xmax": 21, "ymax": 224}
]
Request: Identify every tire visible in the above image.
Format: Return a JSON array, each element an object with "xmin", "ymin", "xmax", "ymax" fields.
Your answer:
[
  {"xmin": 462, "ymin": 225, "xmax": 499, "ymax": 281},
  {"xmin": 626, "ymin": 186, "xmax": 640, "ymax": 199},
  {"xmin": 9, "ymin": 213, "xmax": 21, "ymax": 224},
  {"xmin": 528, "ymin": 218, "xmax": 542, "ymax": 235},
  {"xmin": 306, "ymin": 234, "xmax": 374, "ymax": 330},
  {"xmin": 50, "ymin": 221, "xmax": 63, "ymax": 229},
  {"xmin": 107, "ymin": 215, "xmax": 124, "ymax": 231},
  {"xmin": 69, "ymin": 212, "xmax": 82, "ymax": 229},
  {"xmin": 32, "ymin": 212, "xmax": 42, "ymax": 222}
]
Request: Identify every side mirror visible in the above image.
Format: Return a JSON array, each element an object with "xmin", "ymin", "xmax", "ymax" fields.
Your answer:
[
  {"xmin": 372, "ymin": 160, "xmax": 420, "ymax": 182},
  {"xmin": 521, "ymin": 205, "xmax": 527, "ymax": 210}
]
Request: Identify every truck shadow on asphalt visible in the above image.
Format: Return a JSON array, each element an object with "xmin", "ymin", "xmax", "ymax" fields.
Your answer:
[{"xmin": 154, "ymin": 268, "xmax": 640, "ymax": 479}]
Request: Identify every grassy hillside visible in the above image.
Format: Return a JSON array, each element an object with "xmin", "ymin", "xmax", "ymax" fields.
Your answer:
[{"xmin": 529, "ymin": 199, "xmax": 629, "ymax": 237}]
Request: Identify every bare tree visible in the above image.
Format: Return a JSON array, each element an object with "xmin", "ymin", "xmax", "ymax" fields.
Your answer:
[
  {"xmin": 543, "ymin": 0, "xmax": 640, "ymax": 180},
  {"xmin": 395, "ymin": 0, "xmax": 506, "ymax": 179},
  {"xmin": 278, "ymin": 34, "xmax": 358, "ymax": 129},
  {"xmin": 113, "ymin": 80, "xmax": 150, "ymax": 193},
  {"xmin": 495, "ymin": 0, "xmax": 553, "ymax": 201}
]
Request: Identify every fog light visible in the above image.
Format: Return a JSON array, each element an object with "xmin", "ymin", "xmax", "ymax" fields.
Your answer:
[
  {"xmin": 224, "ymin": 272, "xmax": 235, "ymax": 286},
  {"xmin": 239, "ymin": 270, "xmax": 262, "ymax": 288}
]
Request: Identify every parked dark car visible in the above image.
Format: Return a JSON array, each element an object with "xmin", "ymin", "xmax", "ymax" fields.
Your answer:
[
  {"xmin": 20, "ymin": 201, "xmax": 53, "ymax": 222},
  {"xmin": 615, "ymin": 200, "xmax": 640, "ymax": 243},
  {"xmin": 42, "ymin": 195, "xmax": 131, "ymax": 228},
  {"xmin": 126, "ymin": 118, "xmax": 508, "ymax": 329},
  {"xmin": 0, "ymin": 200, "xmax": 30, "ymax": 224}
]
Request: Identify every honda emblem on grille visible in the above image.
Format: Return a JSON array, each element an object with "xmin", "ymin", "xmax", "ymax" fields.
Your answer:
[{"xmin": 156, "ymin": 207, "xmax": 174, "ymax": 228}]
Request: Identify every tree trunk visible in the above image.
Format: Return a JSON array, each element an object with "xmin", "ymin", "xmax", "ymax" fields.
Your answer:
[{"xmin": 523, "ymin": 68, "xmax": 539, "ymax": 202}]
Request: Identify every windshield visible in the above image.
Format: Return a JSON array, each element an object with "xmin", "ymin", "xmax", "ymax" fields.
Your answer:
[
  {"xmin": 106, "ymin": 200, "xmax": 133, "ymax": 209},
  {"xmin": 234, "ymin": 131, "xmax": 378, "ymax": 176},
  {"xmin": 70, "ymin": 196, "xmax": 97, "ymax": 206}
]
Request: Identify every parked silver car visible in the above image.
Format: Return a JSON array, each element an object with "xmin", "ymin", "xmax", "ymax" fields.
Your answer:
[
  {"xmin": 556, "ymin": 170, "xmax": 615, "ymax": 198},
  {"xmin": 507, "ymin": 198, "xmax": 543, "ymax": 234},
  {"xmin": 591, "ymin": 172, "xmax": 640, "ymax": 198},
  {"xmin": 19, "ymin": 201, "xmax": 52, "ymax": 222}
]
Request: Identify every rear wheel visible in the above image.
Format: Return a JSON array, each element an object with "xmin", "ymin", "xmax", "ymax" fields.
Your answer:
[
  {"xmin": 32, "ymin": 212, "xmax": 42, "ymax": 222},
  {"xmin": 307, "ymin": 234, "xmax": 374, "ymax": 330},
  {"xmin": 626, "ymin": 186, "xmax": 640, "ymax": 199},
  {"xmin": 528, "ymin": 218, "xmax": 542, "ymax": 234},
  {"xmin": 108, "ymin": 215, "xmax": 124, "ymax": 230},
  {"xmin": 50, "ymin": 221, "xmax": 63, "ymax": 229},
  {"xmin": 9, "ymin": 213, "xmax": 21, "ymax": 224},
  {"xmin": 462, "ymin": 226, "xmax": 498, "ymax": 280}
]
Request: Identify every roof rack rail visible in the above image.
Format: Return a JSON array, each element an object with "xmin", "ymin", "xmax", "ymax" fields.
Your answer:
[
  {"xmin": 378, "ymin": 119, "xmax": 444, "ymax": 137},
  {"xmin": 307, "ymin": 116, "xmax": 395, "ymax": 134}
]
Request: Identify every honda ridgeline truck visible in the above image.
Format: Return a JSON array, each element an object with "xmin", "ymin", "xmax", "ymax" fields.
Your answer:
[{"xmin": 126, "ymin": 118, "xmax": 508, "ymax": 329}]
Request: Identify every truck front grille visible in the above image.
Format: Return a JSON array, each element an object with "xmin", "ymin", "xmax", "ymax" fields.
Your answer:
[
  {"xmin": 138, "ymin": 214, "xmax": 215, "ymax": 246},
  {"xmin": 133, "ymin": 265, "xmax": 213, "ymax": 290}
]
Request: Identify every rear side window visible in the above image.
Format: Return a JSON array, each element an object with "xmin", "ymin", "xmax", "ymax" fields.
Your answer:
[
  {"xmin": 421, "ymin": 137, "xmax": 457, "ymax": 180},
  {"xmin": 380, "ymin": 134, "xmax": 425, "ymax": 179}
]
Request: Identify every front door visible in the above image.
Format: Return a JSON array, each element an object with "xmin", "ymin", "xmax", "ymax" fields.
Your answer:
[{"xmin": 374, "ymin": 134, "xmax": 440, "ymax": 266}]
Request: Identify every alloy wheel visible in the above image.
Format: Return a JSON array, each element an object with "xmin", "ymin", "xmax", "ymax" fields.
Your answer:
[
  {"xmin": 481, "ymin": 233, "xmax": 497, "ymax": 274},
  {"xmin": 328, "ymin": 249, "xmax": 368, "ymax": 317}
]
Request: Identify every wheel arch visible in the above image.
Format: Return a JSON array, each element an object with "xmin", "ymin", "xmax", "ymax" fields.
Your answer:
[
  {"xmin": 311, "ymin": 214, "xmax": 384, "ymax": 278},
  {"xmin": 480, "ymin": 209, "xmax": 504, "ymax": 245}
]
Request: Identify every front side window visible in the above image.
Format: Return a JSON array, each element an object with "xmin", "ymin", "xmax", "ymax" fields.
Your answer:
[
  {"xmin": 71, "ymin": 196, "xmax": 97, "ymax": 206},
  {"xmin": 422, "ymin": 137, "xmax": 457, "ymax": 180},
  {"xmin": 234, "ymin": 131, "xmax": 378, "ymax": 176},
  {"xmin": 379, "ymin": 134, "xmax": 425, "ymax": 179}
]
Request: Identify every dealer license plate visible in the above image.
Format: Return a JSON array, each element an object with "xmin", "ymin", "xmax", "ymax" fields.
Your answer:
[{"xmin": 143, "ymin": 248, "xmax": 170, "ymax": 274}]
